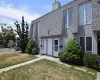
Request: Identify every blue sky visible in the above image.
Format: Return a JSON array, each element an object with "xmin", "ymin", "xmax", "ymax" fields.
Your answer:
[{"xmin": 0, "ymin": 0, "xmax": 72, "ymax": 25}]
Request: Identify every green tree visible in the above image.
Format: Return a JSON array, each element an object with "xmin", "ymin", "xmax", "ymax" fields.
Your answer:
[
  {"xmin": 0, "ymin": 23, "xmax": 16, "ymax": 47},
  {"xmin": 14, "ymin": 16, "xmax": 29, "ymax": 53}
]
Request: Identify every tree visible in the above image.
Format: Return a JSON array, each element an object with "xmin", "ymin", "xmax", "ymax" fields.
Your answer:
[
  {"xmin": 14, "ymin": 16, "xmax": 29, "ymax": 53},
  {"xmin": 0, "ymin": 23, "xmax": 16, "ymax": 47}
]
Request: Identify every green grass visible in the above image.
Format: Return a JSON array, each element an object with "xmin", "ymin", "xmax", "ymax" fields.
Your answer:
[
  {"xmin": 0, "ymin": 59, "xmax": 97, "ymax": 80},
  {"xmin": 0, "ymin": 53, "xmax": 36, "ymax": 69}
]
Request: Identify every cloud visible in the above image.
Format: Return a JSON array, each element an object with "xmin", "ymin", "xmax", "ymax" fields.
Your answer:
[{"xmin": 0, "ymin": 2, "xmax": 41, "ymax": 24}]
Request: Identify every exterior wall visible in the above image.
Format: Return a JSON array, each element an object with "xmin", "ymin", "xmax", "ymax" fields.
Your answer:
[{"xmin": 92, "ymin": 0, "xmax": 100, "ymax": 30}]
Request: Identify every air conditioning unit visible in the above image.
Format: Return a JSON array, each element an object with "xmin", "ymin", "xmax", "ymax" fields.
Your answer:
[{"xmin": 97, "ymin": 0, "xmax": 100, "ymax": 3}]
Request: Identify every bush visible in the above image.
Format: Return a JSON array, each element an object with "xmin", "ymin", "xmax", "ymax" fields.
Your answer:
[
  {"xmin": 59, "ymin": 40, "xmax": 82, "ymax": 65},
  {"xmin": 59, "ymin": 51, "xmax": 66, "ymax": 62},
  {"xmin": 26, "ymin": 38, "xmax": 39, "ymax": 55},
  {"xmin": 83, "ymin": 52, "xmax": 100, "ymax": 68},
  {"xmin": 32, "ymin": 47, "xmax": 39, "ymax": 55}
]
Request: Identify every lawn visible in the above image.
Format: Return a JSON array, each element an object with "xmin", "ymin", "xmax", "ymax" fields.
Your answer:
[
  {"xmin": 0, "ymin": 59, "xmax": 97, "ymax": 80},
  {"xmin": 0, "ymin": 53, "xmax": 36, "ymax": 69}
]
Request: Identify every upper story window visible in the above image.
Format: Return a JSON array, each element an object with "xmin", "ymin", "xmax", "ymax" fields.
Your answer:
[
  {"xmin": 79, "ymin": 1, "xmax": 92, "ymax": 25},
  {"xmin": 63, "ymin": 8, "xmax": 72, "ymax": 28},
  {"xmin": 36, "ymin": 22, "xmax": 40, "ymax": 35}
]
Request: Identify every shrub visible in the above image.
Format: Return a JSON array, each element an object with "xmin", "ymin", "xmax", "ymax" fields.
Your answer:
[
  {"xmin": 83, "ymin": 52, "xmax": 100, "ymax": 68},
  {"xmin": 26, "ymin": 38, "xmax": 39, "ymax": 55},
  {"xmin": 66, "ymin": 40, "xmax": 82, "ymax": 64},
  {"xmin": 59, "ymin": 40, "xmax": 82, "ymax": 65},
  {"xmin": 59, "ymin": 51, "xmax": 67, "ymax": 62},
  {"xmin": 32, "ymin": 47, "xmax": 39, "ymax": 55}
]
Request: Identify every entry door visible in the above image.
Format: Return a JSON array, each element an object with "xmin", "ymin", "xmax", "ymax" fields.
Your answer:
[
  {"xmin": 53, "ymin": 39, "xmax": 59, "ymax": 57},
  {"xmin": 43, "ymin": 39, "xmax": 47, "ymax": 54},
  {"xmin": 41, "ymin": 39, "xmax": 46, "ymax": 54},
  {"xmin": 47, "ymin": 39, "xmax": 53, "ymax": 56},
  {"xmin": 98, "ymin": 40, "xmax": 100, "ymax": 56}
]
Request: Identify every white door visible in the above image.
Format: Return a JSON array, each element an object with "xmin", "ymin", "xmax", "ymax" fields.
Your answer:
[
  {"xmin": 53, "ymin": 39, "xmax": 59, "ymax": 57},
  {"xmin": 41, "ymin": 39, "xmax": 46, "ymax": 54},
  {"xmin": 43, "ymin": 39, "xmax": 47, "ymax": 54},
  {"xmin": 47, "ymin": 39, "xmax": 53, "ymax": 56}
]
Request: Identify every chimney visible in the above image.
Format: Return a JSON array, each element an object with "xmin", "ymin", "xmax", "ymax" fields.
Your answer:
[{"xmin": 52, "ymin": 0, "xmax": 61, "ymax": 11}]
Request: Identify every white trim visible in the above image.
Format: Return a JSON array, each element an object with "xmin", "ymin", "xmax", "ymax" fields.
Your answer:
[{"xmin": 79, "ymin": 1, "xmax": 92, "ymax": 25}]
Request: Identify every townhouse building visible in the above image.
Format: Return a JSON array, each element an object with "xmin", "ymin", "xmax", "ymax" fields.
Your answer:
[{"xmin": 30, "ymin": 0, "xmax": 100, "ymax": 57}]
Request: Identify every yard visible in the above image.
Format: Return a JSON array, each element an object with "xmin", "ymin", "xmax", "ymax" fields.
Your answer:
[
  {"xmin": 0, "ymin": 59, "xmax": 97, "ymax": 80},
  {"xmin": 0, "ymin": 53, "xmax": 36, "ymax": 69}
]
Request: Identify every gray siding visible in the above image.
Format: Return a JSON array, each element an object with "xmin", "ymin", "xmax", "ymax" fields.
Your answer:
[{"xmin": 92, "ymin": 0, "xmax": 100, "ymax": 30}]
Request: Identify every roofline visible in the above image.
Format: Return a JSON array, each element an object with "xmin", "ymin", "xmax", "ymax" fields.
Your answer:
[{"xmin": 32, "ymin": 0, "xmax": 75, "ymax": 22}]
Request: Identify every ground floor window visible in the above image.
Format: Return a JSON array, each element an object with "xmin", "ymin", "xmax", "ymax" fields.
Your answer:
[
  {"xmin": 80, "ymin": 37, "xmax": 85, "ymax": 52},
  {"xmin": 80, "ymin": 37, "xmax": 92, "ymax": 52},
  {"xmin": 86, "ymin": 37, "xmax": 92, "ymax": 52}
]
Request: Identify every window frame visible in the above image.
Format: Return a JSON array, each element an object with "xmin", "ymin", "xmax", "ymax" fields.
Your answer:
[
  {"xmin": 86, "ymin": 37, "xmax": 92, "ymax": 52},
  {"xmin": 80, "ymin": 36, "xmax": 92, "ymax": 53},
  {"xmin": 80, "ymin": 37, "xmax": 85, "ymax": 52},
  {"xmin": 36, "ymin": 21, "xmax": 40, "ymax": 36},
  {"xmin": 79, "ymin": 1, "xmax": 92, "ymax": 26},
  {"xmin": 63, "ymin": 8, "xmax": 72, "ymax": 28}
]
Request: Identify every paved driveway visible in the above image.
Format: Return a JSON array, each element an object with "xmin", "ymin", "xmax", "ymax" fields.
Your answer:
[{"xmin": 0, "ymin": 48, "xmax": 15, "ymax": 53}]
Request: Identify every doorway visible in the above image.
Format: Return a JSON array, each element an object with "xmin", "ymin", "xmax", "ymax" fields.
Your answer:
[
  {"xmin": 98, "ymin": 40, "xmax": 100, "ymax": 56},
  {"xmin": 97, "ymin": 32, "xmax": 100, "ymax": 55}
]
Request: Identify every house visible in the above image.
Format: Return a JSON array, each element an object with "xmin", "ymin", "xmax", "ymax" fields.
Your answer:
[{"xmin": 29, "ymin": 0, "xmax": 100, "ymax": 57}]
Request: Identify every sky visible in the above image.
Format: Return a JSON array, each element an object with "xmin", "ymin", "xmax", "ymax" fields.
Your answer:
[{"xmin": 0, "ymin": 0, "xmax": 73, "ymax": 27}]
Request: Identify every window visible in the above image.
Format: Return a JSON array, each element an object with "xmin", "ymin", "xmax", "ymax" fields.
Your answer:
[
  {"xmin": 80, "ymin": 37, "xmax": 85, "ymax": 52},
  {"xmin": 63, "ymin": 10, "xmax": 67, "ymax": 28},
  {"xmin": 79, "ymin": 4, "xmax": 84, "ymax": 25},
  {"xmin": 36, "ymin": 22, "xmax": 39, "ymax": 35},
  {"xmin": 79, "ymin": 1, "xmax": 92, "ymax": 25},
  {"xmin": 63, "ymin": 8, "xmax": 72, "ymax": 28},
  {"xmin": 54, "ymin": 40, "xmax": 58, "ymax": 52},
  {"xmin": 86, "ymin": 2, "xmax": 92, "ymax": 24},
  {"xmin": 80, "ymin": 37, "xmax": 92, "ymax": 52},
  {"xmin": 68, "ymin": 9, "xmax": 72, "ymax": 27},
  {"xmin": 86, "ymin": 37, "xmax": 92, "ymax": 52}
]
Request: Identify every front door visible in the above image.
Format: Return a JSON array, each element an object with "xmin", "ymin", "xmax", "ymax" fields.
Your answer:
[
  {"xmin": 98, "ymin": 40, "xmax": 100, "ymax": 56},
  {"xmin": 47, "ymin": 39, "xmax": 53, "ymax": 56},
  {"xmin": 53, "ymin": 39, "xmax": 59, "ymax": 57}
]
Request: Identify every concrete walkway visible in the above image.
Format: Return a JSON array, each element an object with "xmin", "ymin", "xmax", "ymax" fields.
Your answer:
[
  {"xmin": 0, "ymin": 57, "xmax": 44, "ymax": 73},
  {"xmin": 97, "ymin": 72, "xmax": 100, "ymax": 80}
]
